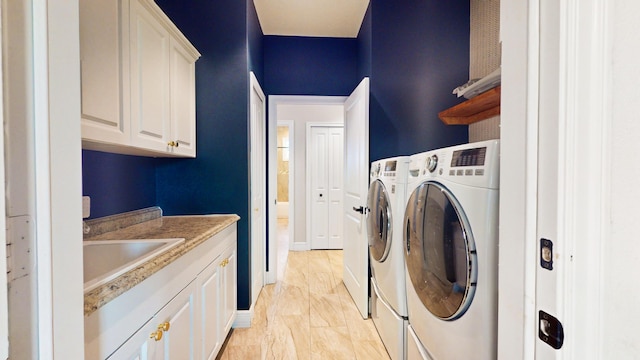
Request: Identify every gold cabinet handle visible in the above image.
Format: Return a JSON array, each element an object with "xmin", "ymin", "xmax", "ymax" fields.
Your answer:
[
  {"xmin": 158, "ymin": 321, "xmax": 170, "ymax": 332},
  {"xmin": 168, "ymin": 141, "xmax": 176, "ymax": 147},
  {"xmin": 150, "ymin": 330, "xmax": 163, "ymax": 341},
  {"xmin": 220, "ymin": 258, "xmax": 229, "ymax": 267}
]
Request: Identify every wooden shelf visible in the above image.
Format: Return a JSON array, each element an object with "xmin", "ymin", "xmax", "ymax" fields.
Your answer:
[{"xmin": 438, "ymin": 86, "xmax": 501, "ymax": 125}]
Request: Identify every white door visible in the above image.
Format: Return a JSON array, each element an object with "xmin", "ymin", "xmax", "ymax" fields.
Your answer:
[
  {"xmin": 309, "ymin": 126, "xmax": 344, "ymax": 250},
  {"xmin": 343, "ymin": 78, "xmax": 370, "ymax": 318},
  {"xmin": 249, "ymin": 72, "xmax": 265, "ymax": 306}
]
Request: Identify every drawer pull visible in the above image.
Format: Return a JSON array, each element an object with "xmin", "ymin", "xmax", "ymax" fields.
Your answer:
[
  {"xmin": 158, "ymin": 322, "xmax": 171, "ymax": 332},
  {"xmin": 150, "ymin": 330, "xmax": 163, "ymax": 341}
]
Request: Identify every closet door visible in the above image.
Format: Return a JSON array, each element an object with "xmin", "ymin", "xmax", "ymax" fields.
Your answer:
[{"xmin": 308, "ymin": 126, "xmax": 344, "ymax": 250}]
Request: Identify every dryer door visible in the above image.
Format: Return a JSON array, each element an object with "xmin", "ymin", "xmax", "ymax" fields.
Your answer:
[
  {"xmin": 404, "ymin": 181, "xmax": 477, "ymax": 320},
  {"xmin": 367, "ymin": 179, "xmax": 392, "ymax": 262}
]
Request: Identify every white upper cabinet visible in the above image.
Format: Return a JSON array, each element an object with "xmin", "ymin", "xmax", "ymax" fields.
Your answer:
[
  {"xmin": 169, "ymin": 37, "xmax": 197, "ymax": 156},
  {"xmin": 80, "ymin": 0, "xmax": 200, "ymax": 158},
  {"xmin": 79, "ymin": 0, "xmax": 129, "ymax": 145}
]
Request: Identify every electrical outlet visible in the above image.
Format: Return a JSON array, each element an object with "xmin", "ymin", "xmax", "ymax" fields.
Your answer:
[{"xmin": 82, "ymin": 196, "xmax": 91, "ymax": 219}]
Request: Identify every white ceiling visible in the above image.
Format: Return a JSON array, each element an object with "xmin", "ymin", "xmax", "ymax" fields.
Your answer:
[{"xmin": 253, "ymin": 0, "xmax": 370, "ymax": 38}]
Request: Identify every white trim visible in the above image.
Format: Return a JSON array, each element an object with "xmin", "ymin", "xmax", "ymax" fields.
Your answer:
[
  {"xmin": 558, "ymin": 0, "xmax": 611, "ymax": 357},
  {"xmin": 232, "ymin": 305, "xmax": 254, "ymax": 329},
  {"xmin": 498, "ymin": 0, "xmax": 538, "ymax": 358},
  {"xmin": 524, "ymin": 0, "xmax": 540, "ymax": 357},
  {"xmin": 32, "ymin": 0, "xmax": 54, "ymax": 356},
  {"xmin": 305, "ymin": 122, "xmax": 343, "ymax": 250},
  {"xmin": 0, "ymin": 3, "xmax": 8, "ymax": 356}
]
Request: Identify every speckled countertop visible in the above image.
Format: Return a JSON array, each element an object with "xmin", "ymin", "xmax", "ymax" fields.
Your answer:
[{"xmin": 83, "ymin": 212, "xmax": 240, "ymax": 316}]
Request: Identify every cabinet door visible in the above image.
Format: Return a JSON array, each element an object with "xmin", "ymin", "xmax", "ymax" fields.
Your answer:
[
  {"xmin": 79, "ymin": 0, "xmax": 129, "ymax": 144},
  {"xmin": 107, "ymin": 318, "xmax": 158, "ymax": 360},
  {"xmin": 169, "ymin": 38, "xmax": 197, "ymax": 157},
  {"xmin": 198, "ymin": 257, "xmax": 222, "ymax": 360},
  {"xmin": 155, "ymin": 281, "xmax": 198, "ymax": 359},
  {"xmin": 129, "ymin": 0, "xmax": 171, "ymax": 152},
  {"xmin": 221, "ymin": 246, "xmax": 237, "ymax": 336}
]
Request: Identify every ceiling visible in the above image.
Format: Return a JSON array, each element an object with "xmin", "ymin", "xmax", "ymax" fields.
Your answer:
[{"xmin": 253, "ymin": 0, "xmax": 370, "ymax": 38}]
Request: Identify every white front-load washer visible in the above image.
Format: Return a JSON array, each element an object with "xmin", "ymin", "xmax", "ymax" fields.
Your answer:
[
  {"xmin": 404, "ymin": 140, "xmax": 500, "ymax": 360},
  {"xmin": 367, "ymin": 156, "xmax": 410, "ymax": 360}
]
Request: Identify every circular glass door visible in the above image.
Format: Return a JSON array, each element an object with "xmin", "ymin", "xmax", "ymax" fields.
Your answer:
[
  {"xmin": 367, "ymin": 180, "xmax": 392, "ymax": 262},
  {"xmin": 404, "ymin": 181, "xmax": 476, "ymax": 320}
]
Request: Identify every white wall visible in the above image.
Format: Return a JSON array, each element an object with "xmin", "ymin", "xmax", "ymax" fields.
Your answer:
[{"xmin": 276, "ymin": 102, "xmax": 344, "ymax": 250}]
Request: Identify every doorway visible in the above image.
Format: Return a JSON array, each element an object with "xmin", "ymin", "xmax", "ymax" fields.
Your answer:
[
  {"xmin": 266, "ymin": 96, "xmax": 347, "ymax": 283},
  {"xmin": 276, "ymin": 122, "xmax": 293, "ymax": 280}
]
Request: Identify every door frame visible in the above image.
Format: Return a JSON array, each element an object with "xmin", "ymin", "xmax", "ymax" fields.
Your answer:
[
  {"xmin": 0, "ymin": 3, "xmax": 8, "ymax": 356},
  {"xmin": 266, "ymin": 95, "xmax": 347, "ymax": 283},
  {"xmin": 305, "ymin": 122, "xmax": 344, "ymax": 250},
  {"xmin": 3, "ymin": 0, "xmax": 85, "ymax": 358},
  {"xmin": 249, "ymin": 72, "xmax": 266, "ymax": 305}
]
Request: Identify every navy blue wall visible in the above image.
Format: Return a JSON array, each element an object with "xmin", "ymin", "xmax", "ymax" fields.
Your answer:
[
  {"xmin": 357, "ymin": 3, "xmax": 372, "ymax": 81},
  {"xmin": 264, "ymin": 36, "xmax": 359, "ymax": 96},
  {"xmin": 248, "ymin": 0, "xmax": 264, "ymax": 83},
  {"xmin": 365, "ymin": 0, "xmax": 470, "ymax": 160},
  {"xmin": 82, "ymin": 150, "xmax": 157, "ymax": 219},
  {"xmin": 154, "ymin": 0, "xmax": 254, "ymax": 310}
]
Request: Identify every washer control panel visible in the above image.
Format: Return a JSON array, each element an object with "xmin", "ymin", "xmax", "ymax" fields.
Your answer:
[{"xmin": 371, "ymin": 160, "xmax": 399, "ymax": 179}]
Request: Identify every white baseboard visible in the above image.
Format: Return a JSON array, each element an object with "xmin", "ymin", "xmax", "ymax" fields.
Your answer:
[
  {"xmin": 232, "ymin": 304, "xmax": 254, "ymax": 328},
  {"xmin": 265, "ymin": 270, "xmax": 276, "ymax": 284},
  {"xmin": 291, "ymin": 242, "xmax": 309, "ymax": 251}
]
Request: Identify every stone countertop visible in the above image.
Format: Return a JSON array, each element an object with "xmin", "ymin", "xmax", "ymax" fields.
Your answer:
[{"xmin": 83, "ymin": 214, "xmax": 240, "ymax": 316}]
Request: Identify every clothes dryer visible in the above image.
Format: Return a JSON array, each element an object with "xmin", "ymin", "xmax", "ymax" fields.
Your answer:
[
  {"xmin": 367, "ymin": 156, "xmax": 410, "ymax": 360},
  {"xmin": 404, "ymin": 140, "xmax": 500, "ymax": 360}
]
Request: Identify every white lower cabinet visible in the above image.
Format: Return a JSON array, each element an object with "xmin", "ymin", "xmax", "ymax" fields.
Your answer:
[
  {"xmin": 109, "ymin": 281, "xmax": 197, "ymax": 360},
  {"xmin": 198, "ymin": 257, "xmax": 221, "ymax": 359},
  {"xmin": 198, "ymin": 244, "xmax": 237, "ymax": 360},
  {"xmin": 220, "ymin": 246, "xmax": 237, "ymax": 337},
  {"xmin": 85, "ymin": 224, "xmax": 237, "ymax": 360}
]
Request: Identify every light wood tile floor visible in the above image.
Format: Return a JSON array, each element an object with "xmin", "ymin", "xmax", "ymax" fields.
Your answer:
[{"xmin": 219, "ymin": 250, "xmax": 390, "ymax": 360}]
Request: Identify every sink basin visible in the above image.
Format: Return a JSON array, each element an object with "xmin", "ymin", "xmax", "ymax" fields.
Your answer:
[{"xmin": 83, "ymin": 238, "xmax": 185, "ymax": 293}]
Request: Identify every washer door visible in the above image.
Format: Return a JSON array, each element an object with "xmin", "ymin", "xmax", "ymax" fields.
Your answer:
[
  {"xmin": 404, "ymin": 181, "xmax": 477, "ymax": 320},
  {"xmin": 367, "ymin": 179, "xmax": 392, "ymax": 262}
]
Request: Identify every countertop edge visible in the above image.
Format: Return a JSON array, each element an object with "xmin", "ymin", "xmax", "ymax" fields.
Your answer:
[{"xmin": 84, "ymin": 214, "xmax": 240, "ymax": 316}]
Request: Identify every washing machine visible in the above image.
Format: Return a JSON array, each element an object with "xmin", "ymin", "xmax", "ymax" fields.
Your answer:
[
  {"xmin": 404, "ymin": 140, "xmax": 500, "ymax": 360},
  {"xmin": 367, "ymin": 156, "xmax": 410, "ymax": 360}
]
